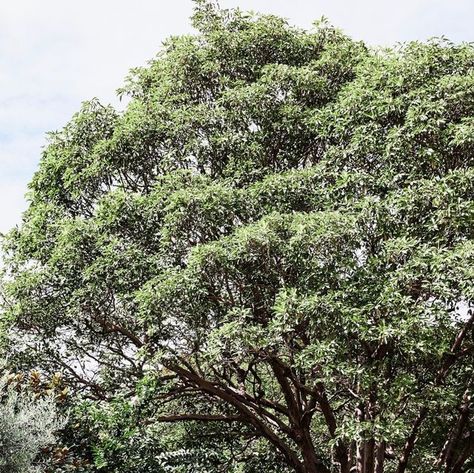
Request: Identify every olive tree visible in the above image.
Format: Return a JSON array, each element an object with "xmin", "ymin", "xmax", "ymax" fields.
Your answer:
[{"xmin": 0, "ymin": 377, "xmax": 63, "ymax": 473}]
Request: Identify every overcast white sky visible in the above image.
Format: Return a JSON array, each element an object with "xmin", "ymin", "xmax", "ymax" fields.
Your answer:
[{"xmin": 0, "ymin": 0, "xmax": 473, "ymax": 235}]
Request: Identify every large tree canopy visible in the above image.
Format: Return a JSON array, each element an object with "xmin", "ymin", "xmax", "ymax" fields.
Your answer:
[{"xmin": 2, "ymin": 2, "xmax": 474, "ymax": 472}]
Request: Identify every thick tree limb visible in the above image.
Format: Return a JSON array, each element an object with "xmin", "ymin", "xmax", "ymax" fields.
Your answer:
[
  {"xmin": 156, "ymin": 413, "xmax": 244, "ymax": 423},
  {"xmin": 165, "ymin": 363, "xmax": 331, "ymax": 473}
]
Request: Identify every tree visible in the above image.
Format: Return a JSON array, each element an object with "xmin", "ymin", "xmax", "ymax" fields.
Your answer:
[
  {"xmin": 0, "ymin": 373, "xmax": 63, "ymax": 473},
  {"xmin": 2, "ymin": 2, "xmax": 474, "ymax": 472}
]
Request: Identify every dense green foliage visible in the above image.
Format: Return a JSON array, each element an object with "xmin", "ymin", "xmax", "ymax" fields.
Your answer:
[{"xmin": 2, "ymin": 2, "xmax": 474, "ymax": 472}]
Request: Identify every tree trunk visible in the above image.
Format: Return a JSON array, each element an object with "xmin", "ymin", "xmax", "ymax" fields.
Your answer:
[
  {"xmin": 355, "ymin": 403, "xmax": 365, "ymax": 473},
  {"xmin": 364, "ymin": 439, "xmax": 375, "ymax": 473},
  {"xmin": 374, "ymin": 441, "xmax": 385, "ymax": 473},
  {"xmin": 448, "ymin": 433, "xmax": 474, "ymax": 473},
  {"xmin": 300, "ymin": 429, "xmax": 330, "ymax": 473}
]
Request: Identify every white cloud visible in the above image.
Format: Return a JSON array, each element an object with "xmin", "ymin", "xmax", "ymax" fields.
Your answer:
[
  {"xmin": 221, "ymin": 0, "xmax": 474, "ymax": 45},
  {"xmin": 0, "ymin": 181, "xmax": 29, "ymax": 235},
  {"xmin": 0, "ymin": 0, "xmax": 195, "ymax": 233},
  {"xmin": 0, "ymin": 0, "xmax": 473, "ymax": 234}
]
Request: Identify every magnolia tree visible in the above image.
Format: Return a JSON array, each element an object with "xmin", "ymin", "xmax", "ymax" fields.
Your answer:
[{"xmin": 2, "ymin": 2, "xmax": 474, "ymax": 472}]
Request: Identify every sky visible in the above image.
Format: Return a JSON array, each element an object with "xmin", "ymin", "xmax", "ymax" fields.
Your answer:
[{"xmin": 0, "ymin": 0, "xmax": 473, "ymax": 235}]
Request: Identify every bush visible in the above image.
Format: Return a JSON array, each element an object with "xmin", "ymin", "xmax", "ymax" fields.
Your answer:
[{"xmin": 0, "ymin": 379, "xmax": 63, "ymax": 473}]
